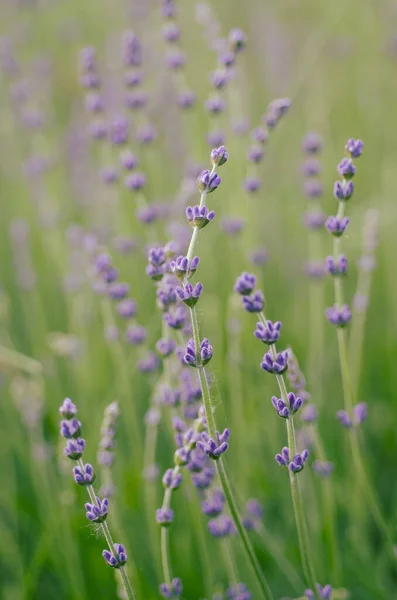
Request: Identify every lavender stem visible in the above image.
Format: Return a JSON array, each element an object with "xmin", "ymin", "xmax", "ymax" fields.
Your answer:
[
  {"xmin": 194, "ymin": 342, "xmax": 274, "ymax": 600},
  {"xmin": 259, "ymin": 311, "xmax": 319, "ymax": 593},
  {"xmin": 76, "ymin": 459, "xmax": 136, "ymax": 600}
]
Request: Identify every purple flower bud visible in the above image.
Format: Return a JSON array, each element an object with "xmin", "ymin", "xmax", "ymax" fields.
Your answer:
[
  {"xmin": 208, "ymin": 515, "xmax": 236, "ymax": 538},
  {"xmin": 249, "ymin": 246, "xmax": 268, "ymax": 266},
  {"xmin": 242, "ymin": 291, "xmax": 264, "ymax": 313},
  {"xmin": 102, "ymin": 543, "xmax": 127, "ymax": 568},
  {"xmin": 116, "ymin": 298, "xmax": 137, "ymax": 319},
  {"xmin": 156, "ymin": 337, "xmax": 176, "ymax": 358},
  {"xmin": 252, "ymin": 127, "xmax": 269, "ymax": 144},
  {"xmin": 124, "ymin": 90, "xmax": 148, "ymax": 110},
  {"xmin": 210, "ymin": 145, "xmax": 229, "ymax": 167},
  {"xmin": 261, "ymin": 349, "xmax": 289, "ymax": 375},
  {"xmin": 312, "ymin": 460, "xmax": 334, "ymax": 478},
  {"xmin": 64, "ymin": 438, "xmax": 86, "ymax": 460},
  {"xmin": 304, "ymin": 180, "xmax": 324, "ymax": 198},
  {"xmin": 304, "ymin": 210, "xmax": 326, "ymax": 230},
  {"xmin": 73, "ymin": 462, "xmax": 95, "ymax": 484},
  {"xmin": 201, "ymin": 488, "xmax": 225, "ymax": 516},
  {"xmin": 166, "ymin": 50, "xmax": 186, "ymax": 70},
  {"xmin": 183, "ymin": 337, "xmax": 213, "ymax": 367},
  {"xmin": 162, "ymin": 468, "xmax": 182, "ymax": 490},
  {"xmin": 60, "ymin": 419, "xmax": 81, "ymax": 439},
  {"xmin": 302, "ymin": 158, "xmax": 322, "ymax": 177},
  {"xmin": 305, "ymin": 260, "xmax": 325, "ymax": 279},
  {"xmin": 138, "ymin": 352, "xmax": 160, "ymax": 373},
  {"xmin": 325, "ymin": 255, "xmax": 348, "ymax": 276},
  {"xmin": 186, "ymin": 205, "xmax": 215, "ymax": 229},
  {"xmin": 243, "ymin": 177, "xmax": 262, "ymax": 193},
  {"xmin": 337, "ymin": 157, "xmax": 356, "ymax": 180},
  {"xmin": 305, "ymin": 584, "xmax": 332, "ymax": 600},
  {"xmin": 275, "ymin": 446, "xmax": 290, "ymax": 467},
  {"xmin": 353, "ymin": 402, "xmax": 367, "ymax": 425},
  {"xmin": 247, "ymin": 145, "xmax": 264, "ymax": 163},
  {"xmin": 124, "ymin": 70, "xmax": 142, "ymax": 87},
  {"xmin": 207, "ymin": 130, "xmax": 226, "ymax": 147},
  {"xmin": 246, "ymin": 499, "xmax": 264, "ymax": 519},
  {"xmin": 85, "ymin": 497, "xmax": 108, "ymax": 523},
  {"xmin": 197, "ymin": 169, "xmax": 221, "ymax": 193},
  {"xmin": 325, "ymin": 304, "xmax": 352, "ymax": 327},
  {"xmin": 302, "ymin": 132, "xmax": 322, "ymax": 154},
  {"xmin": 333, "ymin": 180, "xmax": 354, "ymax": 200},
  {"xmin": 156, "ymin": 507, "xmax": 174, "ymax": 526},
  {"xmin": 289, "ymin": 450, "xmax": 309, "ymax": 473},
  {"xmin": 325, "ymin": 216, "xmax": 350, "ymax": 237},
  {"xmin": 100, "ymin": 167, "xmax": 119, "ymax": 185},
  {"xmin": 108, "ymin": 116, "xmax": 129, "ymax": 146},
  {"xmin": 254, "ymin": 320, "xmax": 281, "ymax": 345},
  {"xmin": 234, "ymin": 272, "xmax": 256, "ymax": 295},
  {"xmin": 218, "ymin": 50, "xmax": 235, "ymax": 68},
  {"xmin": 336, "ymin": 409, "xmax": 352, "ymax": 428},
  {"xmin": 59, "ymin": 398, "xmax": 77, "ymax": 419},
  {"xmin": 176, "ymin": 282, "xmax": 203, "ymax": 307},
  {"xmin": 120, "ymin": 150, "xmax": 138, "ymax": 171},
  {"xmin": 196, "ymin": 429, "xmax": 229, "ymax": 459},
  {"xmin": 301, "ymin": 404, "xmax": 318, "ymax": 423},
  {"xmin": 177, "ymin": 90, "xmax": 196, "ymax": 109},
  {"xmin": 125, "ymin": 324, "xmax": 147, "ymax": 345},
  {"xmin": 125, "ymin": 172, "xmax": 146, "ymax": 191},
  {"xmin": 228, "ymin": 28, "xmax": 247, "ymax": 53},
  {"xmin": 221, "ymin": 217, "xmax": 245, "ymax": 236},
  {"xmin": 136, "ymin": 124, "xmax": 157, "ymax": 145},
  {"xmin": 121, "ymin": 31, "xmax": 142, "ymax": 67},
  {"xmin": 170, "ymin": 255, "xmax": 199, "ymax": 280},
  {"xmin": 205, "ymin": 96, "xmax": 225, "ymax": 115},
  {"xmin": 164, "ymin": 306, "xmax": 186, "ymax": 330},
  {"xmin": 162, "ymin": 22, "xmax": 180, "ymax": 43},
  {"xmin": 345, "ymin": 138, "xmax": 363, "ymax": 158},
  {"xmin": 85, "ymin": 93, "xmax": 104, "ymax": 113},
  {"xmin": 107, "ymin": 282, "xmax": 130, "ymax": 300},
  {"xmin": 210, "ymin": 69, "xmax": 229, "ymax": 89}
]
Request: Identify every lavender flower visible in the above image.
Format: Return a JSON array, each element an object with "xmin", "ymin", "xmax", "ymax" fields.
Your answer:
[
  {"xmin": 336, "ymin": 410, "xmax": 352, "ymax": 428},
  {"xmin": 312, "ymin": 460, "xmax": 334, "ymax": 478},
  {"xmin": 201, "ymin": 488, "xmax": 225, "ymax": 516},
  {"xmin": 146, "ymin": 247, "xmax": 166, "ymax": 281},
  {"xmin": 208, "ymin": 515, "xmax": 236, "ymax": 538},
  {"xmin": 65, "ymin": 438, "xmax": 86, "ymax": 460},
  {"xmin": 302, "ymin": 132, "xmax": 322, "ymax": 154},
  {"xmin": 353, "ymin": 402, "xmax": 368, "ymax": 424},
  {"xmin": 325, "ymin": 216, "xmax": 350, "ymax": 237},
  {"xmin": 159, "ymin": 578, "xmax": 182, "ymax": 598},
  {"xmin": 301, "ymin": 404, "xmax": 318, "ymax": 423},
  {"xmin": 261, "ymin": 349, "xmax": 289, "ymax": 374},
  {"xmin": 162, "ymin": 468, "xmax": 183, "ymax": 490},
  {"xmin": 170, "ymin": 255, "xmax": 199, "ymax": 280},
  {"xmin": 186, "ymin": 205, "xmax": 215, "ymax": 229},
  {"xmin": 242, "ymin": 291, "xmax": 264, "ymax": 313},
  {"xmin": 325, "ymin": 255, "xmax": 348, "ymax": 276},
  {"xmin": 156, "ymin": 507, "xmax": 174, "ymax": 526},
  {"xmin": 345, "ymin": 138, "xmax": 363, "ymax": 158},
  {"xmin": 196, "ymin": 429, "xmax": 230, "ymax": 459},
  {"xmin": 254, "ymin": 320, "xmax": 281, "ymax": 344},
  {"xmin": 164, "ymin": 306, "xmax": 186, "ymax": 330},
  {"xmin": 176, "ymin": 282, "xmax": 203, "ymax": 307},
  {"xmin": 325, "ymin": 304, "xmax": 352, "ymax": 327},
  {"xmin": 85, "ymin": 497, "xmax": 108, "ymax": 523},
  {"xmin": 197, "ymin": 169, "xmax": 221, "ymax": 193},
  {"xmin": 102, "ymin": 543, "xmax": 127, "ymax": 568},
  {"xmin": 275, "ymin": 447, "xmax": 309, "ymax": 473},
  {"xmin": 183, "ymin": 338, "xmax": 213, "ymax": 367},
  {"xmin": 234, "ymin": 272, "xmax": 256, "ymax": 295},
  {"xmin": 243, "ymin": 176, "xmax": 261, "ymax": 193},
  {"xmin": 333, "ymin": 180, "xmax": 354, "ymax": 201},
  {"xmin": 156, "ymin": 337, "xmax": 176, "ymax": 358},
  {"xmin": 271, "ymin": 393, "xmax": 303, "ymax": 419},
  {"xmin": 125, "ymin": 324, "xmax": 147, "ymax": 345},
  {"xmin": 305, "ymin": 584, "xmax": 332, "ymax": 599},
  {"xmin": 228, "ymin": 28, "xmax": 247, "ymax": 53},
  {"xmin": 60, "ymin": 418, "xmax": 81, "ymax": 439},
  {"xmin": 73, "ymin": 463, "xmax": 96, "ymax": 485},
  {"xmin": 59, "ymin": 397, "xmax": 77, "ymax": 419},
  {"xmin": 125, "ymin": 172, "xmax": 146, "ymax": 191},
  {"xmin": 337, "ymin": 158, "xmax": 356, "ymax": 180}
]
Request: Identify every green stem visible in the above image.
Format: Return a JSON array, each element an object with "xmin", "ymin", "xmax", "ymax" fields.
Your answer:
[
  {"xmin": 78, "ymin": 460, "xmax": 136, "ymax": 600},
  {"xmin": 159, "ymin": 468, "xmax": 180, "ymax": 586},
  {"xmin": 192, "ymin": 313, "xmax": 273, "ymax": 600}
]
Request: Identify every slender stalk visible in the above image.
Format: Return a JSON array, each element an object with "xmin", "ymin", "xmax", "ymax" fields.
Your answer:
[
  {"xmin": 159, "ymin": 465, "xmax": 181, "ymax": 587},
  {"xmin": 258, "ymin": 312, "xmax": 319, "ymax": 593},
  {"xmin": 77, "ymin": 459, "xmax": 136, "ymax": 600},
  {"xmin": 332, "ymin": 201, "xmax": 393, "ymax": 551}
]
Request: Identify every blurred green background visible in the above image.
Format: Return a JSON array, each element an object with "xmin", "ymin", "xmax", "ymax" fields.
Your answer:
[{"xmin": 0, "ymin": 1, "xmax": 396, "ymax": 599}]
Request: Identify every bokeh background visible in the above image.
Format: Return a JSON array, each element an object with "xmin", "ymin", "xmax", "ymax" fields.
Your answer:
[{"xmin": 1, "ymin": 1, "xmax": 396, "ymax": 599}]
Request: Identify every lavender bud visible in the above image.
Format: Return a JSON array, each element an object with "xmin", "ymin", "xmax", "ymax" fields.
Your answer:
[
  {"xmin": 234, "ymin": 272, "xmax": 256, "ymax": 295},
  {"xmin": 60, "ymin": 419, "xmax": 81, "ymax": 439},
  {"xmin": 196, "ymin": 429, "xmax": 229, "ymax": 459},
  {"xmin": 177, "ymin": 90, "xmax": 196, "ymax": 109},
  {"xmin": 325, "ymin": 255, "xmax": 348, "ymax": 276},
  {"xmin": 210, "ymin": 145, "xmax": 229, "ymax": 167},
  {"xmin": 162, "ymin": 468, "xmax": 182, "ymax": 490},
  {"xmin": 156, "ymin": 337, "xmax": 176, "ymax": 358},
  {"xmin": 102, "ymin": 543, "xmax": 127, "ymax": 568},
  {"xmin": 312, "ymin": 460, "xmax": 334, "ymax": 478},
  {"xmin": 120, "ymin": 150, "xmax": 138, "ymax": 170},
  {"xmin": 337, "ymin": 157, "xmax": 356, "ymax": 180},
  {"xmin": 301, "ymin": 404, "xmax": 318, "ymax": 423},
  {"xmin": 73, "ymin": 462, "xmax": 95, "ymax": 484},
  {"xmin": 64, "ymin": 438, "xmax": 86, "ymax": 460},
  {"xmin": 325, "ymin": 216, "xmax": 350, "ymax": 237},
  {"xmin": 162, "ymin": 22, "xmax": 180, "ymax": 43},
  {"xmin": 207, "ymin": 130, "xmax": 226, "ymax": 147},
  {"xmin": 242, "ymin": 291, "xmax": 264, "ymax": 313},
  {"xmin": 333, "ymin": 180, "xmax": 354, "ymax": 200},
  {"xmin": 247, "ymin": 145, "xmax": 264, "ymax": 164},
  {"xmin": 336, "ymin": 410, "xmax": 352, "ymax": 428},
  {"xmin": 156, "ymin": 507, "xmax": 174, "ymax": 526},
  {"xmin": 302, "ymin": 158, "xmax": 322, "ymax": 177},
  {"xmin": 345, "ymin": 138, "xmax": 363, "ymax": 158},
  {"xmin": 116, "ymin": 298, "xmax": 137, "ymax": 319},
  {"xmin": 197, "ymin": 169, "xmax": 221, "ymax": 194},
  {"xmin": 59, "ymin": 397, "xmax": 77, "ymax": 419},
  {"xmin": 228, "ymin": 28, "xmax": 247, "ymax": 53},
  {"xmin": 186, "ymin": 205, "xmax": 215, "ymax": 229},
  {"xmin": 243, "ymin": 177, "xmax": 262, "ymax": 193},
  {"xmin": 170, "ymin": 255, "xmax": 199, "ymax": 280},
  {"xmin": 304, "ymin": 210, "xmax": 326, "ymax": 230},
  {"xmin": 121, "ymin": 31, "xmax": 142, "ymax": 67},
  {"xmin": 205, "ymin": 96, "xmax": 225, "ymax": 115},
  {"xmin": 302, "ymin": 132, "xmax": 322, "ymax": 154},
  {"xmin": 252, "ymin": 126, "xmax": 269, "ymax": 144},
  {"xmin": 210, "ymin": 69, "xmax": 229, "ymax": 89},
  {"xmin": 304, "ymin": 180, "xmax": 324, "ymax": 198},
  {"xmin": 164, "ymin": 306, "xmax": 186, "ymax": 330},
  {"xmin": 353, "ymin": 402, "xmax": 368, "ymax": 425},
  {"xmin": 85, "ymin": 497, "xmax": 108, "ymax": 523},
  {"xmin": 305, "ymin": 584, "xmax": 332, "ymax": 600},
  {"xmin": 176, "ymin": 282, "xmax": 203, "ymax": 307},
  {"xmin": 125, "ymin": 324, "xmax": 147, "ymax": 345},
  {"xmin": 261, "ymin": 349, "xmax": 289, "ymax": 375},
  {"xmin": 125, "ymin": 172, "xmax": 146, "ymax": 191},
  {"xmin": 254, "ymin": 320, "xmax": 281, "ymax": 345},
  {"xmin": 325, "ymin": 304, "xmax": 352, "ymax": 327}
]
